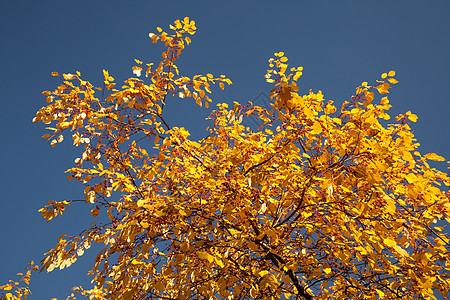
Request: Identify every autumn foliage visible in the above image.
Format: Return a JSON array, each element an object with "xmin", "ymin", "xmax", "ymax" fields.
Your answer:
[{"xmin": 2, "ymin": 17, "xmax": 450, "ymax": 300}]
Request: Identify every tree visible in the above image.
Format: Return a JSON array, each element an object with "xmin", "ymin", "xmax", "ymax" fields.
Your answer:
[{"xmin": 2, "ymin": 17, "xmax": 450, "ymax": 300}]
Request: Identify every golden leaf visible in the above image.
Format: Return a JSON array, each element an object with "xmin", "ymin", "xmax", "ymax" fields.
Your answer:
[
  {"xmin": 393, "ymin": 245, "xmax": 409, "ymax": 257},
  {"xmin": 388, "ymin": 78, "xmax": 399, "ymax": 84},
  {"xmin": 90, "ymin": 208, "xmax": 99, "ymax": 217},
  {"xmin": 197, "ymin": 251, "xmax": 214, "ymax": 263},
  {"xmin": 408, "ymin": 113, "xmax": 418, "ymax": 122},
  {"xmin": 375, "ymin": 82, "xmax": 391, "ymax": 94},
  {"xmin": 424, "ymin": 153, "xmax": 445, "ymax": 161},
  {"xmin": 383, "ymin": 237, "xmax": 396, "ymax": 248}
]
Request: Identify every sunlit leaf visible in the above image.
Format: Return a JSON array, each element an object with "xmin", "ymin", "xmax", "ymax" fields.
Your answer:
[{"xmin": 424, "ymin": 153, "xmax": 445, "ymax": 161}]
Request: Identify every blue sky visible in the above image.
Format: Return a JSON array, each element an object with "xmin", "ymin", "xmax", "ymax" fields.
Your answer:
[{"xmin": 1, "ymin": 1, "xmax": 449, "ymax": 298}]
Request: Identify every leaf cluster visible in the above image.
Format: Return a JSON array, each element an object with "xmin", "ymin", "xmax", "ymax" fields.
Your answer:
[{"xmin": 4, "ymin": 18, "xmax": 450, "ymax": 300}]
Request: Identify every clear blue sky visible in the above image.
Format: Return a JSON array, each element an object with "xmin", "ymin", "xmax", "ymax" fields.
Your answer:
[{"xmin": 1, "ymin": 1, "xmax": 449, "ymax": 298}]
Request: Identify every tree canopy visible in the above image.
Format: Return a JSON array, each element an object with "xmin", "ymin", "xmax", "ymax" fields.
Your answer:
[{"xmin": 2, "ymin": 17, "xmax": 450, "ymax": 300}]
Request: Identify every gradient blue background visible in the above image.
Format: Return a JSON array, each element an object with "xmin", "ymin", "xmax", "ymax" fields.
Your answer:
[{"xmin": 1, "ymin": 1, "xmax": 449, "ymax": 298}]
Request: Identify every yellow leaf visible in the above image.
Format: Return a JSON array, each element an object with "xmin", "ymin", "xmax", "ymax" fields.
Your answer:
[
  {"xmin": 153, "ymin": 210, "xmax": 166, "ymax": 217},
  {"xmin": 355, "ymin": 246, "xmax": 368, "ymax": 255},
  {"xmin": 197, "ymin": 251, "xmax": 214, "ymax": 263},
  {"xmin": 280, "ymin": 57, "xmax": 288, "ymax": 62},
  {"xmin": 333, "ymin": 118, "xmax": 342, "ymax": 125},
  {"xmin": 424, "ymin": 153, "xmax": 445, "ymax": 161},
  {"xmin": 258, "ymin": 203, "xmax": 267, "ymax": 214},
  {"xmin": 258, "ymin": 270, "xmax": 269, "ymax": 277},
  {"xmin": 311, "ymin": 121, "xmax": 322, "ymax": 134},
  {"xmin": 293, "ymin": 71, "xmax": 302, "ymax": 81},
  {"xmin": 365, "ymin": 91, "xmax": 374, "ymax": 101},
  {"xmin": 51, "ymin": 72, "xmax": 59, "ymax": 76},
  {"xmin": 1, "ymin": 284, "xmax": 13, "ymax": 291},
  {"xmin": 376, "ymin": 289, "xmax": 385, "ymax": 298},
  {"xmin": 405, "ymin": 173, "xmax": 416, "ymax": 183},
  {"xmin": 385, "ymin": 197, "xmax": 396, "ymax": 214},
  {"xmin": 393, "ymin": 245, "xmax": 409, "ymax": 257},
  {"xmin": 383, "ymin": 237, "xmax": 396, "ymax": 248},
  {"xmin": 375, "ymin": 82, "xmax": 391, "ymax": 94},
  {"xmin": 215, "ymin": 256, "xmax": 225, "ymax": 268},
  {"xmin": 381, "ymin": 73, "xmax": 387, "ymax": 79},
  {"xmin": 408, "ymin": 113, "xmax": 418, "ymax": 122},
  {"xmin": 388, "ymin": 70, "xmax": 396, "ymax": 77},
  {"xmin": 131, "ymin": 259, "xmax": 143, "ymax": 265},
  {"xmin": 387, "ymin": 78, "xmax": 399, "ymax": 84}
]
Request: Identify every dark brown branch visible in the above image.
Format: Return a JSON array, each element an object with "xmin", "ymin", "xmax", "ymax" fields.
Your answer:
[
  {"xmin": 244, "ymin": 139, "xmax": 292, "ymax": 175},
  {"xmin": 255, "ymin": 240, "xmax": 313, "ymax": 300},
  {"xmin": 249, "ymin": 214, "xmax": 312, "ymax": 299}
]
